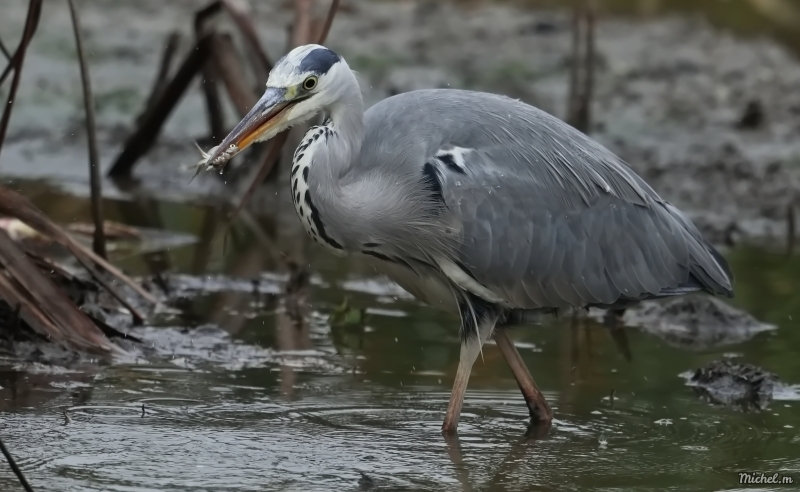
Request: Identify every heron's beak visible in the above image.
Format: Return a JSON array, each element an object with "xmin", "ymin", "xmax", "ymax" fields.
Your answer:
[{"xmin": 207, "ymin": 87, "xmax": 294, "ymax": 163}]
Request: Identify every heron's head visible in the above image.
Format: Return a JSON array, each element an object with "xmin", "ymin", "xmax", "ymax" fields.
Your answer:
[{"xmin": 206, "ymin": 44, "xmax": 351, "ymax": 164}]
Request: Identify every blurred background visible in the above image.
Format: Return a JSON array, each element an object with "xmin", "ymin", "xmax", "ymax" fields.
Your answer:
[{"xmin": 0, "ymin": 1, "xmax": 799, "ymax": 491}]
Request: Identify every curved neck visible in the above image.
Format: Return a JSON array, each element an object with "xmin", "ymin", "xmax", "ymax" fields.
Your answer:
[{"xmin": 320, "ymin": 76, "xmax": 364, "ymax": 180}]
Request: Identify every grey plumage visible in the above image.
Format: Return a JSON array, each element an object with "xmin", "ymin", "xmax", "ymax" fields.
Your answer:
[
  {"xmin": 203, "ymin": 44, "xmax": 734, "ymax": 431},
  {"xmin": 309, "ymin": 88, "xmax": 732, "ymax": 317}
]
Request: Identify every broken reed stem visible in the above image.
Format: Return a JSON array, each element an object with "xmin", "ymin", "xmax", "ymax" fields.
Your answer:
[
  {"xmin": 581, "ymin": 0, "xmax": 595, "ymax": 132},
  {"xmin": 230, "ymin": 131, "xmax": 289, "ymax": 220},
  {"xmin": 0, "ymin": 37, "xmax": 10, "ymax": 62},
  {"xmin": 318, "ymin": 0, "xmax": 341, "ymax": 44},
  {"xmin": 68, "ymin": 0, "xmax": 107, "ymax": 259},
  {"xmin": 220, "ymin": 0, "xmax": 272, "ymax": 76},
  {"xmin": 137, "ymin": 31, "xmax": 181, "ymax": 126},
  {"xmin": 195, "ymin": 6, "xmax": 226, "ymax": 144},
  {"xmin": 0, "ymin": 0, "xmax": 43, "ymax": 159},
  {"xmin": 211, "ymin": 33, "xmax": 257, "ymax": 117},
  {"xmin": 0, "ymin": 435, "xmax": 34, "ymax": 492},
  {"xmin": 567, "ymin": 0, "xmax": 595, "ymax": 133},
  {"xmin": 292, "ymin": 0, "xmax": 313, "ymax": 48},
  {"xmin": 567, "ymin": 0, "xmax": 581, "ymax": 121},
  {"xmin": 108, "ymin": 34, "xmax": 214, "ymax": 177}
]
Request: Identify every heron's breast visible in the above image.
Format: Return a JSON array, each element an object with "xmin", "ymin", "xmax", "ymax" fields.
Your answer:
[
  {"xmin": 361, "ymin": 253, "xmax": 458, "ymax": 313},
  {"xmin": 290, "ymin": 125, "xmax": 344, "ymax": 253}
]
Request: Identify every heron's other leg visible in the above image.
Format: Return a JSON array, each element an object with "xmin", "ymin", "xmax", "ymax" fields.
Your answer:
[
  {"xmin": 442, "ymin": 316, "xmax": 496, "ymax": 434},
  {"xmin": 494, "ymin": 329, "xmax": 553, "ymax": 423}
]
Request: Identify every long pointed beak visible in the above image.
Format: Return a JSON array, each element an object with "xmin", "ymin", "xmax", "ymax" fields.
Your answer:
[{"xmin": 206, "ymin": 87, "xmax": 291, "ymax": 163}]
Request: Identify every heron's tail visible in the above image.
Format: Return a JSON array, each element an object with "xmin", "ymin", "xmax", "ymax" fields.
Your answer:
[{"xmin": 664, "ymin": 203, "xmax": 734, "ymax": 298}]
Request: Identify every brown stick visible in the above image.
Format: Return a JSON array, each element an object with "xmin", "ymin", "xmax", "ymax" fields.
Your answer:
[
  {"xmin": 292, "ymin": 0, "xmax": 313, "ymax": 48},
  {"xmin": 108, "ymin": 34, "xmax": 214, "ymax": 177},
  {"xmin": 212, "ymin": 33, "xmax": 258, "ymax": 117},
  {"xmin": 317, "ymin": 0, "xmax": 341, "ymax": 44},
  {"xmin": 0, "ymin": 186, "xmax": 158, "ymax": 305},
  {"xmin": 494, "ymin": 329, "xmax": 553, "ymax": 422},
  {"xmin": 230, "ymin": 131, "xmax": 289, "ymax": 220},
  {"xmin": 787, "ymin": 204, "xmax": 795, "ymax": 256},
  {"xmin": 137, "ymin": 31, "xmax": 181, "ymax": 125},
  {"xmin": 68, "ymin": 0, "xmax": 106, "ymax": 259},
  {"xmin": 0, "ymin": 228, "xmax": 116, "ymax": 353},
  {"xmin": 567, "ymin": 0, "xmax": 595, "ymax": 133},
  {"xmin": 0, "ymin": 0, "xmax": 43, "ymax": 157},
  {"xmin": 0, "ymin": 37, "xmax": 10, "ymax": 62},
  {"xmin": 221, "ymin": 0, "xmax": 271, "ymax": 76},
  {"xmin": 577, "ymin": 0, "xmax": 595, "ymax": 132},
  {"xmin": 567, "ymin": 0, "xmax": 581, "ymax": 122}
]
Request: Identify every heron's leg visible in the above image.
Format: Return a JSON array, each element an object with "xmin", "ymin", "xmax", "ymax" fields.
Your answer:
[
  {"xmin": 442, "ymin": 317, "xmax": 496, "ymax": 433},
  {"xmin": 494, "ymin": 329, "xmax": 553, "ymax": 422}
]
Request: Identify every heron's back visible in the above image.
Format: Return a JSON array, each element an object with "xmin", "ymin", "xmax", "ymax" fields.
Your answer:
[{"xmin": 351, "ymin": 89, "xmax": 732, "ymax": 311}]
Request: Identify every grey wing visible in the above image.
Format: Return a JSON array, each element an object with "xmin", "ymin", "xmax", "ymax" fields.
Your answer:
[
  {"xmin": 357, "ymin": 89, "xmax": 732, "ymax": 309},
  {"xmin": 435, "ymin": 145, "xmax": 733, "ymax": 310}
]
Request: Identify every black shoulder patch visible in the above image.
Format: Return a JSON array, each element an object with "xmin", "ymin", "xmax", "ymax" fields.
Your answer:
[
  {"xmin": 298, "ymin": 48, "xmax": 341, "ymax": 74},
  {"xmin": 422, "ymin": 162, "xmax": 445, "ymax": 206}
]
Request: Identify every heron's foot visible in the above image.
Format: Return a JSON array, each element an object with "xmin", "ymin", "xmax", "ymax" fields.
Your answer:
[
  {"xmin": 494, "ymin": 329, "xmax": 553, "ymax": 423},
  {"xmin": 524, "ymin": 419, "xmax": 553, "ymax": 439}
]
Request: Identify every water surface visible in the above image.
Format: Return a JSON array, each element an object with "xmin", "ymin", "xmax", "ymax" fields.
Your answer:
[{"xmin": 0, "ymin": 180, "xmax": 797, "ymax": 492}]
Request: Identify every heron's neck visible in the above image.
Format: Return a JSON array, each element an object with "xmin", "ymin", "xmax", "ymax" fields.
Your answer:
[
  {"xmin": 290, "ymin": 79, "xmax": 365, "ymax": 252},
  {"xmin": 319, "ymin": 85, "xmax": 365, "ymax": 180}
]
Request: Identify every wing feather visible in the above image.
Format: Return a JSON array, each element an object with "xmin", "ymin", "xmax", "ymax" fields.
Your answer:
[{"xmin": 353, "ymin": 89, "xmax": 733, "ymax": 309}]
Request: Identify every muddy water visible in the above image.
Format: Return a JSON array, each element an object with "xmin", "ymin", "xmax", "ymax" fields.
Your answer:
[
  {"xmin": 0, "ymin": 182, "xmax": 797, "ymax": 492},
  {"xmin": 2, "ymin": 0, "xmax": 800, "ymax": 490}
]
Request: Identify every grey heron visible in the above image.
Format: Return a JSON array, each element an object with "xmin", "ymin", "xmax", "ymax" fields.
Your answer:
[{"xmin": 198, "ymin": 44, "xmax": 734, "ymax": 433}]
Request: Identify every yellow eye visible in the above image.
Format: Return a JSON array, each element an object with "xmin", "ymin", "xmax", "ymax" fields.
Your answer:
[{"xmin": 302, "ymin": 76, "xmax": 318, "ymax": 91}]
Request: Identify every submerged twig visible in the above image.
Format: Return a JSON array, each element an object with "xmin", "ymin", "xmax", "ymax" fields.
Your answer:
[
  {"xmin": 787, "ymin": 203, "xmax": 795, "ymax": 256},
  {"xmin": 0, "ymin": 0, "xmax": 43, "ymax": 158},
  {"xmin": 0, "ymin": 435, "xmax": 34, "ymax": 492},
  {"xmin": 68, "ymin": 0, "xmax": 106, "ymax": 259}
]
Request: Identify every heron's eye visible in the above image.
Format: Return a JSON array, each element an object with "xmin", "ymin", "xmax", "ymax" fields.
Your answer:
[{"xmin": 302, "ymin": 76, "xmax": 318, "ymax": 91}]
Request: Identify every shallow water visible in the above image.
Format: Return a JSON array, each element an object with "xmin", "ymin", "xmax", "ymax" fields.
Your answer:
[
  {"xmin": 0, "ymin": 181, "xmax": 798, "ymax": 492},
  {"xmin": 2, "ymin": 0, "xmax": 800, "ymax": 490}
]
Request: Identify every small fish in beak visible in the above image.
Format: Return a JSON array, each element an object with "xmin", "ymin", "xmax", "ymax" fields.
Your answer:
[{"xmin": 191, "ymin": 87, "xmax": 291, "ymax": 177}]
